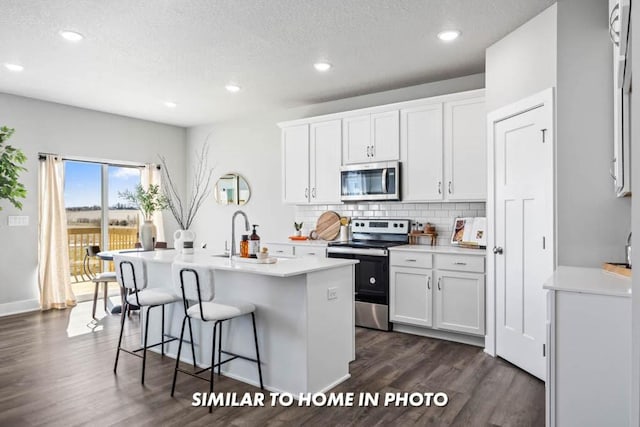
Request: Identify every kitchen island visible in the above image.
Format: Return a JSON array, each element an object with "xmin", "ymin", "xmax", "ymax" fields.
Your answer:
[{"xmin": 117, "ymin": 250, "xmax": 358, "ymax": 395}]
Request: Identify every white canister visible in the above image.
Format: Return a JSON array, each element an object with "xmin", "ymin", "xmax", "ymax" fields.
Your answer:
[{"xmin": 339, "ymin": 225, "xmax": 349, "ymax": 242}]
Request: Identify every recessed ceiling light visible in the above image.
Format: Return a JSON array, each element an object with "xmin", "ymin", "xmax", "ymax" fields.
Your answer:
[
  {"xmin": 437, "ymin": 30, "xmax": 461, "ymax": 42},
  {"xmin": 60, "ymin": 30, "xmax": 84, "ymax": 42},
  {"xmin": 164, "ymin": 101, "xmax": 177, "ymax": 108},
  {"xmin": 225, "ymin": 84, "xmax": 241, "ymax": 93},
  {"xmin": 4, "ymin": 63, "xmax": 24, "ymax": 72},
  {"xmin": 314, "ymin": 62, "xmax": 332, "ymax": 72}
]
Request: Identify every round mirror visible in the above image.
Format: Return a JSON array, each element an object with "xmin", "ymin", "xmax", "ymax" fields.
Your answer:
[{"xmin": 214, "ymin": 173, "xmax": 251, "ymax": 205}]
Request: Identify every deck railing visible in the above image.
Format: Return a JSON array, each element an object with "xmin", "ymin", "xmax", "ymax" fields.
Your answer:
[{"xmin": 68, "ymin": 226, "xmax": 138, "ymax": 281}]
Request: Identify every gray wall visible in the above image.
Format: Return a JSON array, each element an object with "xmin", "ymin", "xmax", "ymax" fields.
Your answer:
[
  {"xmin": 0, "ymin": 93, "xmax": 186, "ymax": 314},
  {"xmin": 556, "ymin": 0, "xmax": 631, "ymax": 266},
  {"xmin": 187, "ymin": 74, "xmax": 485, "ymax": 252},
  {"xmin": 485, "ymin": 4, "xmax": 557, "ymax": 112}
]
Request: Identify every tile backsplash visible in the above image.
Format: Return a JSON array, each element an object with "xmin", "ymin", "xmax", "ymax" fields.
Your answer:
[{"xmin": 295, "ymin": 202, "xmax": 486, "ymax": 246}]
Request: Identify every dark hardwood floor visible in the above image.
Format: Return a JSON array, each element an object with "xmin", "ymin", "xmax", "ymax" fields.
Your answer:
[{"xmin": 0, "ymin": 302, "xmax": 544, "ymax": 426}]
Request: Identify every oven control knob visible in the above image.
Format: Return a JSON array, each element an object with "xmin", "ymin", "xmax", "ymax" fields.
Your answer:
[
  {"xmin": 393, "ymin": 223, "xmax": 398, "ymax": 228},
  {"xmin": 369, "ymin": 277, "xmax": 376, "ymax": 285},
  {"xmin": 399, "ymin": 223, "xmax": 404, "ymax": 228}
]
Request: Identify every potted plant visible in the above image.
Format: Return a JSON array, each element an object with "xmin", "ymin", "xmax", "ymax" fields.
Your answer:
[
  {"xmin": 119, "ymin": 184, "xmax": 168, "ymax": 250},
  {"xmin": 294, "ymin": 222, "xmax": 303, "ymax": 237},
  {"xmin": 159, "ymin": 143, "xmax": 214, "ymax": 250},
  {"xmin": 0, "ymin": 126, "xmax": 27, "ymax": 211}
]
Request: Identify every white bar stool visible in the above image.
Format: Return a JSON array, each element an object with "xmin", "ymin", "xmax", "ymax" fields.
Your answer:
[
  {"xmin": 113, "ymin": 255, "xmax": 196, "ymax": 384},
  {"xmin": 170, "ymin": 262, "xmax": 263, "ymax": 412}
]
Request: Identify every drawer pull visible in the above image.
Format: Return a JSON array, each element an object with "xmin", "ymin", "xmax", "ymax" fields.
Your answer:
[
  {"xmin": 405, "ymin": 259, "xmax": 417, "ymax": 262},
  {"xmin": 427, "ymin": 276, "xmax": 431, "ymax": 290},
  {"xmin": 453, "ymin": 262, "xmax": 467, "ymax": 266},
  {"xmin": 307, "ymin": 253, "xmax": 316, "ymax": 256},
  {"xmin": 275, "ymin": 250, "xmax": 284, "ymax": 253}
]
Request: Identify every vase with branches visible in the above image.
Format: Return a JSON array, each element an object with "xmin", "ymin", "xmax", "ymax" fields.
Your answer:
[
  {"xmin": 118, "ymin": 184, "xmax": 168, "ymax": 250},
  {"xmin": 159, "ymin": 143, "xmax": 214, "ymax": 250}
]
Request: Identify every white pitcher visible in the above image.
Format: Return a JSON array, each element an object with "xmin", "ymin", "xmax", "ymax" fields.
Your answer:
[{"xmin": 174, "ymin": 229, "xmax": 196, "ymax": 253}]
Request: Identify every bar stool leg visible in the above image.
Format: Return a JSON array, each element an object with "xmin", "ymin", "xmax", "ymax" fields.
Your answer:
[
  {"xmin": 161, "ymin": 305, "xmax": 165, "ymax": 357},
  {"xmin": 187, "ymin": 317, "xmax": 197, "ymax": 368},
  {"xmin": 217, "ymin": 320, "xmax": 223, "ymax": 375},
  {"xmin": 171, "ymin": 316, "xmax": 187, "ymax": 397},
  {"xmin": 114, "ymin": 303, "xmax": 128, "ymax": 373},
  {"xmin": 251, "ymin": 313, "xmax": 264, "ymax": 389},
  {"xmin": 209, "ymin": 321, "xmax": 218, "ymax": 414},
  {"xmin": 141, "ymin": 305, "xmax": 152, "ymax": 384}
]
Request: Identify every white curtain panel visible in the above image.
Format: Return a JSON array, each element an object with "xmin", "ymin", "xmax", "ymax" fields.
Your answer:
[
  {"xmin": 38, "ymin": 156, "xmax": 76, "ymax": 310},
  {"xmin": 142, "ymin": 164, "xmax": 165, "ymax": 242}
]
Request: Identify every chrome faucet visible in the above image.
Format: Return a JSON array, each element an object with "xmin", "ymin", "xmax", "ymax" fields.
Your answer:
[{"xmin": 230, "ymin": 210, "xmax": 250, "ymax": 259}]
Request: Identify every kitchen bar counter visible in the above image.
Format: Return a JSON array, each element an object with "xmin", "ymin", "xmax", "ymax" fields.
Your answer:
[
  {"xmin": 117, "ymin": 249, "xmax": 357, "ymax": 395},
  {"xmin": 543, "ymin": 265, "xmax": 632, "ymax": 298}
]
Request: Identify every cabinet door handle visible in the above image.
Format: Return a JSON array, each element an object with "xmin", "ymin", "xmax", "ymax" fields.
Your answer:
[
  {"xmin": 427, "ymin": 276, "xmax": 431, "ymax": 290},
  {"xmin": 437, "ymin": 277, "xmax": 441, "ymax": 291},
  {"xmin": 366, "ymin": 146, "xmax": 371, "ymax": 157},
  {"xmin": 437, "ymin": 181, "xmax": 442, "ymax": 194},
  {"xmin": 453, "ymin": 262, "xmax": 467, "ymax": 266},
  {"xmin": 312, "ymin": 188, "xmax": 316, "ymax": 198},
  {"xmin": 305, "ymin": 188, "xmax": 309, "ymax": 198},
  {"xmin": 371, "ymin": 145, "xmax": 375, "ymax": 157},
  {"xmin": 448, "ymin": 181, "xmax": 452, "ymax": 194}
]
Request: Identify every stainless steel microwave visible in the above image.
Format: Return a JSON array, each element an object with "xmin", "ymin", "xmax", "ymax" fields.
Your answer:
[{"xmin": 340, "ymin": 161, "xmax": 400, "ymax": 202}]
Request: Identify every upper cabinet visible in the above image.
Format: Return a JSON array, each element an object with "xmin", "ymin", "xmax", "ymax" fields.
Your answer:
[
  {"xmin": 281, "ymin": 120, "xmax": 342, "ymax": 205},
  {"xmin": 280, "ymin": 89, "xmax": 486, "ymax": 205},
  {"xmin": 401, "ymin": 91, "xmax": 486, "ymax": 202},
  {"xmin": 444, "ymin": 96, "xmax": 486, "ymax": 200},
  {"xmin": 343, "ymin": 111, "xmax": 399, "ymax": 164}
]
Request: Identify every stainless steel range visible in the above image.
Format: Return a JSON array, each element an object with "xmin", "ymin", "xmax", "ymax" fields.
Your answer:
[{"xmin": 327, "ymin": 218, "xmax": 410, "ymax": 331}]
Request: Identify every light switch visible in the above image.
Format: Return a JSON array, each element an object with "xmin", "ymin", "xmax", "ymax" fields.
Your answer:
[{"xmin": 8, "ymin": 216, "xmax": 29, "ymax": 226}]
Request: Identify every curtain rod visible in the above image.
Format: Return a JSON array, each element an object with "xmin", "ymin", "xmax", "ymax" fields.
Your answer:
[{"xmin": 37, "ymin": 152, "xmax": 161, "ymax": 170}]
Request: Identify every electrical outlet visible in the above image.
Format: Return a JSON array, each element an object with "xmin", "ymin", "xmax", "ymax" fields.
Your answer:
[{"xmin": 327, "ymin": 287, "xmax": 338, "ymax": 301}]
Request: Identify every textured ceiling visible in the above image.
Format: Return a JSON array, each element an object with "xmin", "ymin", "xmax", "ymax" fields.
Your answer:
[{"xmin": 0, "ymin": 0, "xmax": 555, "ymax": 127}]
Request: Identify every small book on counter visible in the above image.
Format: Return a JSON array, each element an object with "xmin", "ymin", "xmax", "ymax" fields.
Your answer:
[{"xmin": 451, "ymin": 217, "xmax": 487, "ymax": 248}]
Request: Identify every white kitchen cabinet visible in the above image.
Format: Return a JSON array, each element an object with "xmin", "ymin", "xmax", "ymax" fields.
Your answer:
[
  {"xmin": 282, "ymin": 124, "xmax": 309, "ymax": 204},
  {"xmin": 263, "ymin": 242, "xmax": 327, "ymax": 258},
  {"xmin": 401, "ymin": 93, "xmax": 486, "ymax": 202},
  {"xmin": 400, "ymin": 103, "xmax": 443, "ymax": 201},
  {"xmin": 282, "ymin": 120, "xmax": 342, "ymax": 204},
  {"xmin": 390, "ymin": 266, "xmax": 433, "ymax": 327},
  {"xmin": 342, "ymin": 111, "xmax": 399, "ymax": 164},
  {"xmin": 443, "ymin": 96, "xmax": 486, "ymax": 201},
  {"xmin": 390, "ymin": 248, "xmax": 485, "ymax": 338},
  {"xmin": 434, "ymin": 270, "xmax": 485, "ymax": 336},
  {"xmin": 310, "ymin": 120, "xmax": 342, "ymax": 203},
  {"xmin": 294, "ymin": 245, "xmax": 326, "ymax": 257}
]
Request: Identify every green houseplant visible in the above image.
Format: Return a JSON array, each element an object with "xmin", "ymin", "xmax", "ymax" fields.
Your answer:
[
  {"xmin": 119, "ymin": 184, "xmax": 168, "ymax": 250},
  {"xmin": 0, "ymin": 126, "xmax": 27, "ymax": 211}
]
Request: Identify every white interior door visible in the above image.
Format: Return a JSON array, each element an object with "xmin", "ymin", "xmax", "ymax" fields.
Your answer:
[{"xmin": 493, "ymin": 101, "xmax": 553, "ymax": 381}]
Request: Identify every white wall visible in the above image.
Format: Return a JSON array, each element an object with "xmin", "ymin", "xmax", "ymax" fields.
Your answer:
[
  {"xmin": 0, "ymin": 93, "xmax": 186, "ymax": 315},
  {"xmin": 187, "ymin": 74, "xmax": 485, "ymax": 251},
  {"xmin": 485, "ymin": 4, "xmax": 557, "ymax": 113},
  {"xmin": 556, "ymin": 0, "xmax": 631, "ymax": 266}
]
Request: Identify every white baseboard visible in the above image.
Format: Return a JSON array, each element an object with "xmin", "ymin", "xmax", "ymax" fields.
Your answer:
[{"xmin": 0, "ymin": 299, "xmax": 40, "ymax": 317}]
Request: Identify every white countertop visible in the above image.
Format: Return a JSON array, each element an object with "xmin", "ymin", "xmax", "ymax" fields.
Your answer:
[
  {"xmin": 116, "ymin": 249, "xmax": 357, "ymax": 278},
  {"xmin": 543, "ymin": 266, "xmax": 632, "ymax": 298},
  {"xmin": 265, "ymin": 240, "xmax": 329, "ymax": 247},
  {"xmin": 390, "ymin": 244, "xmax": 487, "ymax": 256}
]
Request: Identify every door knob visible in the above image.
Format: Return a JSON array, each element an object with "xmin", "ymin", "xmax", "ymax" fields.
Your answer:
[{"xmin": 493, "ymin": 246, "xmax": 504, "ymax": 255}]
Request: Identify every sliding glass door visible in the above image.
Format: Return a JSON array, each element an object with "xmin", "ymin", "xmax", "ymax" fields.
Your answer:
[{"xmin": 64, "ymin": 161, "xmax": 140, "ymax": 293}]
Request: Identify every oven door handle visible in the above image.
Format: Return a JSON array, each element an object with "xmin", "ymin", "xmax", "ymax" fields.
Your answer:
[
  {"xmin": 382, "ymin": 168, "xmax": 388, "ymax": 194},
  {"xmin": 327, "ymin": 247, "xmax": 388, "ymax": 257}
]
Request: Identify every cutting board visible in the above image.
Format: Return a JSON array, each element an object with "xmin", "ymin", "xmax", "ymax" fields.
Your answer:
[
  {"xmin": 603, "ymin": 262, "xmax": 632, "ymax": 277},
  {"xmin": 316, "ymin": 211, "xmax": 341, "ymax": 241}
]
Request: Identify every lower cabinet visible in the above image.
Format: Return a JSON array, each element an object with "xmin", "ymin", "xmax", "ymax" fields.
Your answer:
[
  {"xmin": 434, "ymin": 270, "xmax": 485, "ymax": 335},
  {"xmin": 390, "ymin": 267, "xmax": 433, "ymax": 327},
  {"xmin": 263, "ymin": 242, "xmax": 326, "ymax": 258},
  {"xmin": 390, "ymin": 250, "xmax": 485, "ymax": 337}
]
